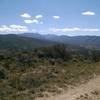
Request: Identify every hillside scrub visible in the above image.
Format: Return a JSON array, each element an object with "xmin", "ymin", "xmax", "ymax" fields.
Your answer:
[{"xmin": 0, "ymin": 44, "xmax": 100, "ymax": 99}]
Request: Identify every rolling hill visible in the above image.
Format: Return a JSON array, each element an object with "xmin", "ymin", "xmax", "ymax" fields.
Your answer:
[
  {"xmin": 20, "ymin": 33, "xmax": 100, "ymax": 48},
  {"xmin": 0, "ymin": 34, "xmax": 56, "ymax": 50}
]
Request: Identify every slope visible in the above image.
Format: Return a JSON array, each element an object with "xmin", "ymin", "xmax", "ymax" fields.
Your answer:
[{"xmin": 0, "ymin": 34, "xmax": 56, "ymax": 50}]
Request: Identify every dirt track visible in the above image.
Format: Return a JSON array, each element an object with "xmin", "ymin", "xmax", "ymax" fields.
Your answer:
[{"xmin": 37, "ymin": 75, "xmax": 100, "ymax": 100}]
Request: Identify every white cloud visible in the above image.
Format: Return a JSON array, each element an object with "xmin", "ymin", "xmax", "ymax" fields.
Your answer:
[
  {"xmin": 82, "ymin": 11, "xmax": 95, "ymax": 16},
  {"xmin": 0, "ymin": 25, "xmax": 29, "ymax": 33},
  {"xmin": 10, "ymin": 25, "xmax": 27, "ymax": 29},
  {"xmin": 83, "ymin": 28, "xmax": 99, "ymax": 32},
  {"xmin": 21, "ymin": 14, "xmax": 43, "ymax": 24},
  {"xmin": 32, "ymin": 19, "xmax": 39, "ymax": 24},
  {"xmin": 53, "ymin": 16, "xmax": 60, "ymax": 19},
  {"xmin": 49, "ymin": 28, "xmax": 80, "ymax": 32},
  {"xmin": 49, "ymin": 27, "xmax": 100, "ymax": 33},
  {"xmin": 21, "ymin": 13, "xmax": 31, "ymax": 18},
  {"xmin": 24, "ymin": 19, "xmax": 39, "ymax": 24},
  {"xmin": 35, "ymin": 15, "xmax": 43, "ymax": 19},
  {"xmin": 24, "ymin": 20, "xmax": 34, "ymax": 24}
]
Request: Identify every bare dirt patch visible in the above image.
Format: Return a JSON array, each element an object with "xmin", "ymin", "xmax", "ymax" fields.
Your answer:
[{"xmin": 36, "ymin": 75, "xmax": 100, "ymax": 100}]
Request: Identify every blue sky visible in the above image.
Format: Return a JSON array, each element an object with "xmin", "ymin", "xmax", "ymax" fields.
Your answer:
[{"xmin": 0, "ymin": 0, "xmax": 100, "ymax": 36}]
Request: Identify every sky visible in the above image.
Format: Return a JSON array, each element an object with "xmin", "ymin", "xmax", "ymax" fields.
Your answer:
[{"xmin": 0, "ymin": 0, "xmax": 100, "ymax": 36}]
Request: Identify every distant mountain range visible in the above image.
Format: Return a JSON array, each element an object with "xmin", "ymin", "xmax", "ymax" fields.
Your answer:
[
  {"xmin": 20, "ymin": 33, "xmax": 100, "ymax": 48},
  {"xmin": 0, "ymin": 34, "xmax": 56, "ymax": 50},
  {"xmin": 0, "ymin": 33, "xmax": 100, "ymax": 50}
]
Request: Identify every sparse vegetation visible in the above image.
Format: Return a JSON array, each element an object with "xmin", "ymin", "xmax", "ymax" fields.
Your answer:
[{"xmin": 0, "ymin": 43, "xmax": 100, "ymax": 100}]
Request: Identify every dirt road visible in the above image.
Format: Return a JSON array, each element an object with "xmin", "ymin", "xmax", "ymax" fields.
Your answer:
[{"xmin": 37, "ymin": 75, "xmax": 100, "ymax": 100}]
